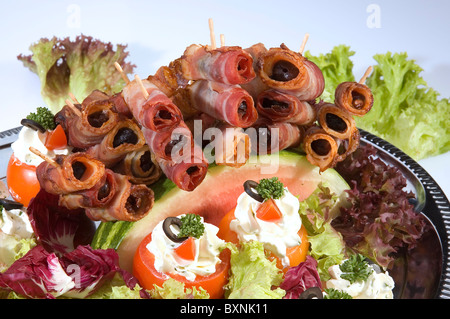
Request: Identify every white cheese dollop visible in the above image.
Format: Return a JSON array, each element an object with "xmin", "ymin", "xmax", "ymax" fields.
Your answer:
[
  {"xmin": 0, "ymin": 206, "xmax": 34, "ymax": 239},
  {"xmin": 229, "ymin": 187, "xmax": 302, "ymax": 267},
  {"xmin": 11, "ymin": 126, "xmax": 71, "ymax": 166},
  {"xmin": 326, "ymin": 260, "xmax": 395, "ymax": 299},
  {"xmin": 147, "ymin": 215, "xmax": 225, "ymax": 282}
]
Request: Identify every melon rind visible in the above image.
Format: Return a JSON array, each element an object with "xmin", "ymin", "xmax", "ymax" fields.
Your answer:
[{"xmin": 105, "ymin": 150, "xmax": 349, "ymax": 272}]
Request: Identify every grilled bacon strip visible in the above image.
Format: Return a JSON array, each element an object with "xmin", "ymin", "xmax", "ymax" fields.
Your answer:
[
  {"xmin": 121, "ymin": 78, "xmax": 183, "ymax": 131},
  {"xmin": 303, "ymin": 126, "xmax": 339, "ymax": 172},
  {"xmin": 255, "ymin": 44, "xmax": 324, "ymax": 101},
  {"xmin": 113, "ymin": 145, "xmax": 162, "ymax": 186},
  {"xmin": 84, "ymin": 173, "xmax": 154, "ymax": 222},
  {"xmin": 335, "ymin": 81, "xmax": 374, "ymax": 116},
  {"xmin": 256, "ymin": 89, "xmax": 316, "ymax": 125},
  {"xmin": 36, "ymin": 153, "xmax": 105, "ymax": 195},
  {"xmin": 188, "ymin": 80, "xmax": 258, "ymax": 128},
  {"xmin": 250, "ymin": 119, "xmax": 302, "ymax": 155},
  {"xmin": 155, "ymin": 143, "xmax": 208, "ymax": 192},
  {"xmin": 317, "ymin": 103, "xmax": 357, "ymax": 140},
  {"xmin": 142, "ymin": 121, "xmax": 194, "ymax": 162},
  {"xmin": 58, "ymin": 168, "xmax": 116, "ymax": 209},
  {"xmin": 86, "ymin": 118, "xmax": 145, "ymax": 167},
  {"xmin": 174, "ymin": 44, "xmax": 256, "ymax": 85}
]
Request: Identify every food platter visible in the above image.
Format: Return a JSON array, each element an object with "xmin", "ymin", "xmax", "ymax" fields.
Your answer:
[{"xmin": 1, "ymin": 126, "xmax": 450, "ymax": 299}]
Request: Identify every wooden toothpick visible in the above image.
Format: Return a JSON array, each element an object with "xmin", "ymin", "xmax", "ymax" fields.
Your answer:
[
  {"xmin": 68, "ymin": 92, "xmax": 80, "ymax": 104},
  {"xmin": 65, "ymin": 99, "xmax": 82, "ymax": 117},
  {"xmin": 135, "ymin": 74, "xmax": 149, "ymax": 99},
  {"xmin": 299, "ymin": 33, "xmax": 310, "ymax": 55},
  {"xmin": 29, "ymin": 147, "xmax": 59, "ymax": 168},
  {"xmin": 359, "ymin": 66, "xmax": 373, "ymax": 84},
  {"xmin": 220, "ymin": 34, "xmax": 225, "ymax": 47},
  {"xmin": 114, "ymin": 62, "xmax": 130, "ymax": 84},
  {"xmin": 208, "ymin": 18, "xmax": 216, "ymax": 49}
]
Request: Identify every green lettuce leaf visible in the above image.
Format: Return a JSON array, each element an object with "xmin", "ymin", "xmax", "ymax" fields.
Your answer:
[
  {"xmin": 307, "ymin": 46, "xmax": 450, "ymax": 160},
  {"xmin": 304, "ymin": 45, "xmax": 355, "ymax": 102},
  {"xmin": 225, "ymin": 241, "xmax": 285, "ymax": 299},
  {"xmin": 18, "ymin": 35, "xmax": 135, "ymax": 114},
  {"xmin": 86, "ymin": 274, "xmax": 143, "ymax": 299},
  {"xmin": 0, "ymin": 233, "xmax": 37, "ymax": 272},
  {"xmin": 298, "ymin": 183, "xmax": 346, "ymax": 281},
  {"xmin": 149, "ymin": 278, "xmax": 210, "ymax": 299}
]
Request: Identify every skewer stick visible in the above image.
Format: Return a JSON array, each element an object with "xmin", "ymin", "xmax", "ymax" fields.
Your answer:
[
  {"xmin": 29, "ymin": 147, "xmax": 59, "ymax": 168},
  {"xmin": 135, "ymin": 74, "xmax": 149, "ymax": 99},
  {"xmin": 114, "ymin": 62, "xmax": 130, "ymax": 84},
  {"xmin": 65, "ymin": 99, "xmax": 82, "ymax": 117},
  {"xmin": 208, "ymin": 18, "xmax": 216, "ymax": 49},
  {"xmin": 299, "ymin": 33, "xmax": 310, "ymax": 55},
  {"xmin": 68, "ymin": 92, "xmax": 80, "ymax": 104},
  {"xmin": 359, "ymin": 66, "xmax": 373, "ymax": 84},
  {"xmin": 220, "ymin": 34, "xmax": 225, "ymax": 47}
]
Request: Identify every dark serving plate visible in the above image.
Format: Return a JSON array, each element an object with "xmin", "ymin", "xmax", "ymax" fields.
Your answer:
[{"xmin": 1, "ymin": 126, "xmax": 449, "ymax": 299}]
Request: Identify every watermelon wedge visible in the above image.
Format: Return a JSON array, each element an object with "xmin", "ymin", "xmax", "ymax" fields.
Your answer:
[{"xmin": 92, "ymin": 150, "xmax": 350, "ymax": 272}]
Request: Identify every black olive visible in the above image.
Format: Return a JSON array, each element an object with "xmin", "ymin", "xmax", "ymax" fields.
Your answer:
[
  {"xmin": 72, "ymin": 161, "xmax": 87, "ymax": 180},
  {"xmin": 261, "ymin": 98, "xmax": 289, "ymax": 110},
  {"xmin": 0, "ymin": 198, "xmax": 24, "ymax": 210},
  {"xmin": 311, "ymin": 139, "xmax": 331, "ymax": 156},
  {"xmin": 20, "ymin": 118, "xmax": 46, "ymax": 133},
  {"xmin": 139, "ymin": 151, "xmax": 153, "ymax": 172},
  {"xmin": 164, "ymin": 135, "xmax": 186, "ymax": 157},
  {"xmin": 243, "ymin": 180, "xmax": 264, "ymax": 202},
  {"xmin": 97, "ymin": 180, "xmax": 111, "ymax": 201},
  {"xmin": 299, "ymin": 287, "xmax": 323, "ymax": 299},
  {"xmin": 270, "ymin": 60, "xmax": 299, "ymax": 82},
  {"xmin": 163, "ymin": 217, "xmax": 188, "ymax": 243},
  {"xmin": 351, "ymin": 91, "xmax": 366, "ymax": 109},
  {"xmin": 325, "ymin": 113, "xmax": 348, "ymax": 133},
  {"xmin": 112, "ymin": 128, "xmax": 138, "ymax": 148},
  {"xmin": 238, "ymin": 101, "xmax": 247, "ymax": 116},
  {"xmin": 87, "ymin": 110, "xmax": 109, "ymax": 128}
]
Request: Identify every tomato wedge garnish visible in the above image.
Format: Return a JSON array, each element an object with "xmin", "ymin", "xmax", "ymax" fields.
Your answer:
[
  {"xmin": 6, "ymin": 154, "xmax": 40, "ymax": 207},
  {"xmin": 256, "ymin": 198, "xmax": 283, "ymax": 222},
  {"xmin": 174, "ymin": 237, "xmax": 196, "ymax": 261},
  {"xmin": 44, "ymin": 124, "xmax": 67, "ymax": 150}
]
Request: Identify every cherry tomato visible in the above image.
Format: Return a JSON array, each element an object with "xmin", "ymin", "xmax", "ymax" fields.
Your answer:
[
  {"xmin": 133, "ymin": 232, "xmax": 231, "ymax": 299},
  {"xmin": 44, "ymin": 124, "xmax": 67, "ymax": 150},
  {"xmin": 217, "ymin": 207, "xmax": 310, "ymax": 273},
  {"xmin": 6, "ymin": 153, "xmax": 40, "ymax": 207}
]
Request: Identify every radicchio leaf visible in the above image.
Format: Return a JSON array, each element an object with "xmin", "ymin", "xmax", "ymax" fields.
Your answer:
[
  {"xmin": 27, "ymin": 189, "xmax": 96, "ymax": 255},
  {"xmin": 0, "ymin": 244, "xmax": 149, "ymax": 299},
  {"xmin": 280, "ymin": 256, "xmax": 322, "ymax": 299}
]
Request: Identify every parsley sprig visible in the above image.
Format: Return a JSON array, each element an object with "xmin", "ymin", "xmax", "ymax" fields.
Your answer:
[
  {"xmin": 255, "ymin": 177, "xmax": 285, "ymax": 200},
  {"xmin": 177, "ymin": 214, "xmax": 205, "ymax": 239},
  {"xmin": 26, "ymin": 106, "xmax": 55, "ymax": 130},
  {"xmin": 339, "ymin": 254, "xmax": 373, "ymax": 284},
  {"xmin": 324, "ymin": 288, "xmax": 353, "ymax": 299}
]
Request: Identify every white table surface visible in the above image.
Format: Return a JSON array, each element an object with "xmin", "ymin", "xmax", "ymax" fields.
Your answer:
[{"xmin": 0, "ymin": 0, "xmax": 448, "ymax": 201}]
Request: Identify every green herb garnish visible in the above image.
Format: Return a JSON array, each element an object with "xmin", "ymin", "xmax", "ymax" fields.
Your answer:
[
  {"xmin": 339, "ymin": 254, "xmax": 373, "ymax": 284},
  {"xmin": 255, "ymin": 177, "xmax": 285, "ymax": 200},
  {"xmin": 178, "ymin": 214, "xmax": 205, "ymax": 239},
  {"xmin": 26, "ymin": 107, "xmax": 55, "ymax": 130},
  {"xmin": 323, "ymin": 288, "xmax": 353, "ymax": 299}
]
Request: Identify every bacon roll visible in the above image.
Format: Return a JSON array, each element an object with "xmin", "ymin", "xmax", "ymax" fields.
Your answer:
[
  {"xmin": 175, "ymin": 44, "xmax": 256, "ymax": 85},
  {"xmin": 121, "ymin": 78, "xmax": 183, "ymax": 131},
  {"xmin": 256, "ymin": 44, "xmax": 324, "ymax": 101},
  {"xmin": 86, "ymin": 119, "xmax": 145, "ymax": 167},
  {"xmin": 256, "ymin": 90, "xmax": 316, "ymax": 125},
  {"xmin": 250, "ymin": 119, "xmax": 301, "ymax": 155},
  {"xmin": 113, "ymin": 145, "xmax": 163, "ymax": 185},
  {"xmin": 302, "ymin": 126, "xmax": 339, "ymax": 172},
  {"xmin": 58, "ymin": 168, "xmax": 116, "ymax": 209},
  {"xmin": 155, "ymin": 143, "xmax": 208, "ymax": 192},
  {"xmin": 317, "ymin": 103, "xmax": 357, "ymax": 140},
  {"xmin": 36, "ymin": 153, "xmax": 105, "ymax": 195},
  {"xmin": 142, "ymin": 121, "xmax": 194, "ymax": 162},
  {"xmin": 335, "ymin": 81, "xmax": 374, "ymax": 116},
  {"xmin": 84, "ymin": 173, "xmax": 154, "ymax": 222},
  {"xmin": 188, "ymin": 80, "xmax": 258, "ymax": 128}
]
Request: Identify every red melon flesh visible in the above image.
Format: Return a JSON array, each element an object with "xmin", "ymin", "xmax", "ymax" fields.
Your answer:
[{"xmin": 116, "ymin": 151, "xmax": 349, "ymax": 272}]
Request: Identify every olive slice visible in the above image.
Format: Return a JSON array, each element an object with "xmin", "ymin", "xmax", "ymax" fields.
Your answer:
[
  {"xmin": 243, "ymin": 180, "xmax": 264, "ymax": 202},
  {"xmin": 20, "ymin": 118, "xmax": 46, "ymax": 133},
  {"xmin": 0, "ymin": 198, "xmax": 24, "ymax": 210},
  {"xmin": 299, "ymin": 287, "xmax": 323, "ymax": 299},
  {"xmin": 162, "ymin": 217, "xmax": 188, "ymax": 243}
]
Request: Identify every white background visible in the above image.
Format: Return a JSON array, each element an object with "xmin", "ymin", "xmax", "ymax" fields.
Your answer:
[{"xmin": 0, "ymin": 0, "xmax": 448, "ymax": 199}]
